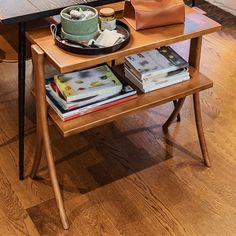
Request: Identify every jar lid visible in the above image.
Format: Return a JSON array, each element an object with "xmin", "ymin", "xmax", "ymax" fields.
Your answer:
[{"xmin": 100, "ymin": 8, "xmax": 115, "ymax": 17}]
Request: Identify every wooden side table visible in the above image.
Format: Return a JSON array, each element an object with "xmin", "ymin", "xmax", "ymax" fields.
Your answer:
[{"xmin": 27, "ymin": 7, "xmax": 221, "ymax": 229}]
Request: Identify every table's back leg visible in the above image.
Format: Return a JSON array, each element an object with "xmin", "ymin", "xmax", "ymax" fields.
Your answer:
[
  {"xmin": 163, "ymin": 97, "xmax": 186, "ymax": 131},
  {"xmin": 189, "ymin": 36, "xmax": 211, "ymax": 167},
  {"xmin": 173, "ymin": 100, "xmax": 181, "ymax": 122},
  {"xmin": 31, "ymin": 45, "xmax": 69, "ymax": 229}
]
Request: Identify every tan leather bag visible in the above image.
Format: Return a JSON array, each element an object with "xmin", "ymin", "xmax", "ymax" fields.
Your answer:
[{"xmin": 123, "ymin": 0, "xmax": 185, "ymax": 30}]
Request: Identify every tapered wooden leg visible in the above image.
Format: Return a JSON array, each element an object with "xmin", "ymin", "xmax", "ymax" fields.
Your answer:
[
  {"xmin": 193, "ymin": 93, "xmax": 211, "ymax": 167},
  {"xmin": 163, "ymin": 97, "xmax": 186, "ymax": 130},
  {"xmin": 30, "ymin": 131, "xmax": 43, "ymax": 179},
  {"xmin": 173, "ymin": 100, "xmax": 181, "ymax": 122},
  {"xmin": 31, "ymin": 92, "xmax": 43, "ymax": 179},
  {"xmin": 31, "ymin": 45, "xmax": 69, "ymax": 229},
  {"xmin": 41, "ymin": 116, "xmax": 69, "ymax": 229},
  {"xmin": 189, "ymin": 36, "xmax": 211, "ymax": 166}
]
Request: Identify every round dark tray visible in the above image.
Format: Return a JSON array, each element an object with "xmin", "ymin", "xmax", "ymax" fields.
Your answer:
[{"xmin": 52, "ymin": 20, "xmax": 131, "ymax": 55}]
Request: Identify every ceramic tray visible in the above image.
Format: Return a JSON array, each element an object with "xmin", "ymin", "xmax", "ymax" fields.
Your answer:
[{"xmin": 51, "ymin": 20, "xmax": 131, "ymax": 55}]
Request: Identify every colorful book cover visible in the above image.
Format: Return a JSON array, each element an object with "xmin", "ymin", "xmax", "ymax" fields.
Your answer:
[
  {"xmin": 46, "ymin": 79, "xmax": 119, "ymax": 110},
  {"xmin": 46, "ymin": 75, "xmax": 137, "ymax": 121},
  {"xmin": 54, "ymin": 64, "xmax": 122, "ymax": 102},
  {"xmin": 47, "ymin": 95, "xmax": 137, "ymax": 121}
]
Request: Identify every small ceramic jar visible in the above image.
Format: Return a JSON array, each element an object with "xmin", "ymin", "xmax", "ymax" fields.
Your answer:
[{"xmin": 99, "ymin": 8, "xmax": 116, "ymax": 31}]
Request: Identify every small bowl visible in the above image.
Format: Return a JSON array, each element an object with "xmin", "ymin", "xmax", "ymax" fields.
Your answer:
[{"xmin": 60, "ymin": 5, "xmax": 98, "ymax": 37}]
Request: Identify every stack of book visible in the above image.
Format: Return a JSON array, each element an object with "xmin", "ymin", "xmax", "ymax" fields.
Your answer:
[
  {"xmin": 124, "ymin": 46, "xmax": 190, "ymax": 93},
  {"xmin": 46, "ymin": 64, "xmax": 137, "ymax": 121}
]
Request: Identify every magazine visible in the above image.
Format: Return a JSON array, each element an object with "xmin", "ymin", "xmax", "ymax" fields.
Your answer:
[
  {"xmin": 125, "ymin": 46, "xmax": 188, "ymax": 81},
  {"xmin": 47, "ymin": 94, "xmax": 137, "ymax": 121},
  {"xmin": 46, "ymin": 76, "xmax": 137, "ymax": 121},
  {"xmin": 125, "ymin": 67, "xmax": 190, "ymax": 93},
  {"xmin": 54, "ymin": 64, "xmax": 123, "ymax": 102},
  {"xmin": 46, "ymin": 79, "xmax": 120, "ymax": 110}
]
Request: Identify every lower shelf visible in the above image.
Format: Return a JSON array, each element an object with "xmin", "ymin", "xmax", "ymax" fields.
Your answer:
[{"xmin": 49, "ymin": 65, "xmax": 213, "ymax": 137}]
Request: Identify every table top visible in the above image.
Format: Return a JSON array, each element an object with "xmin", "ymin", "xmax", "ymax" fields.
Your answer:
[
  {"xmin": 26, "ymin": 8, "xmax": 221, "ymax": 74},
  {"xmin": 0, "ymin": 0, "xmax": 123, "ymax": 24}
]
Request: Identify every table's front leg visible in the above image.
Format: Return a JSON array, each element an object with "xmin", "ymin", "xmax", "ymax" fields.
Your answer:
[
  {"xmin": 18, "ymin": 22, "xmax": 26, "ymax": 180},
  {"xmin": 190, "ymin": 36, "xmax": 211, "ymax": 167},
  {"xmin": 31, "ymin": 44, "xmax": 69, "ymax": 229}
]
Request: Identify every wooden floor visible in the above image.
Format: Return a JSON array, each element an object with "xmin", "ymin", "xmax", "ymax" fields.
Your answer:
[{"xmin": 0, "ymin": 24, "xmax": 236, "ymax": 236}]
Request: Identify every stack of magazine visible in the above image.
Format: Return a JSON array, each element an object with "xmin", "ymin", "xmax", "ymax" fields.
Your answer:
[
  {"xmin": 124, "ymin": 46, "xmax": 189, "ymax": 93},
  {"xmin": 46, "ymin": 64, "xmax": 137, "ymax": 121}
]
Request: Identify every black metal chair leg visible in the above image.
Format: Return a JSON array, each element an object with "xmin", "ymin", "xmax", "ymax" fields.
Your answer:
[
  {"xmin": 18, "ymin": 22, "xmax": 26, "ymax": 180},
  {"xmin": 192, "ymin": 0, "xmax": 196, "ymax": 7}
]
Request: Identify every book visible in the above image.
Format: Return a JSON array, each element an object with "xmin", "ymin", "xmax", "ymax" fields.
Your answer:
[
  {"xmin": 124, "ymin": 46, "xmax": 188, "ymax": 82},
  {"xmin": 46, "ymin": 77, "xmax": 137, "ymax": 121},
  {"xmin": 47, "ymin": 94, "xmax": 137, "ymax": 121},
  {"xmin": 125, "ymin": 67, "xmax": 190, "ymax": 93},
  {"xmin": 46, "ymin": 79, "xmax": 121, "ymax": 111},
  {"xmin": 54, "ymin": 64, "xmax": 123, "ymax": 102},
  {"xmin": 124, "ymin": 63, "xmax": 186, "ymax": 85}
]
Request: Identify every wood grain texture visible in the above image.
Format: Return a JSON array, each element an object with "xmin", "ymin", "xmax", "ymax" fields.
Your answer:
[
  {"xmin": 0, "ymin": 166, "xmax": 39, "ymax": 235},
  {"xmin": 49, "ymin": 67, "xmax": 213, "ymax": 137},
  {"xmin": 163, "ymin": 97, "xmax": 186, "ymax": 130},
  {"xmin": 0, "ymin": 23, "xmax": 18, "ymax": 62},
  {"xmin": 26, "ymin": 7, "xmax": 221, "ymax": 73},
  {"xmin": 0, "ymin": 62, "xmax": 54, "ymax": 211},
  {"xmin": 0, "ymin": 28, "xmax": 236, "ymax": 235},
  {"xmin": 0, "ymin": 18, "xmax": 52, "ymax": 63},
  {"xmin": 27, "ymin": 28, "xmax": 236, "ymax": 233},
  {"xmin": 32, "ymin": 44, "xmax": 69, "ymax": 229},
  {"xmin": 0, "ymin": 0, "xmax": 38, "ymax": 23},
  {"xmin": 0, "ymin": 0, "xmax": 123, "ymax": 24},
  {"xmin": 28, "ymin": 4, "xmax": 220, "ymax": 228},
  {"xmin": 0, "ymin": 4, "xmax": 236, "ymax": 235},
  {"xmin": 187, "ymin": 36, "xmax": 211, "ymax": 167}
]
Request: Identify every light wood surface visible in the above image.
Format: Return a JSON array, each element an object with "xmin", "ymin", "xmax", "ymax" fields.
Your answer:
[
  {"xmin": 96, "ymin": 1, "xmax": 124, "ymax": 12},
  {"xmin": 32, "ymin": 44, "xmax": 69, "ymax": 229},
  {"xmin": 0, "ymin": 18, "xmax": 54, "ymax": 62},
  {"xmin": 49, "ymin": 66, "xmax": 213, "ymax": 137},
  {"xmin": 189, "ymin": 36, "xmax": 211, "ymax": 167},
  {"xmin": 28, "ymin": 1, "xmax": 222, "ymax": 227},
  {"xmin": 0, "ymin": 167, "xmax": 40, "ymax": 235},
  {"xmin": 163, "ymin": 97, "xmax": 186, "ymax": 129},
  {"xmin": 0, "ymin": 23, "xmax": 18, "ymax": 62},
  {"xmin": 26, "ymin": 7, "xmax": 221, "ymax": 73},
  {"xmin": 0, "ymin": 24, "xmax": 235, "ymax": 235}
]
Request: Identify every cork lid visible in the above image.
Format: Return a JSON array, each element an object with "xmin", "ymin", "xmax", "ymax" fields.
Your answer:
[{"xmin": 100, "ymin": 8, "xmax": 115, "ymax": 17}]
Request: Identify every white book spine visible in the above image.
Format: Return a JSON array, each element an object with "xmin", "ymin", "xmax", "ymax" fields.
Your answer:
[
  {"xmin": 140, "ymin": 76, "xmax": 190, "ymax": 93},
  {"xmin": 124, "ymin": 49, "xmax": 177, "ymax": 79},
  {"xmin": 124, "ymin": 63, "xmax": 169, "ymax": 83},
  {"xmin": 125, "ymin": 68, "xmax": 189, "ymax": 93}
]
